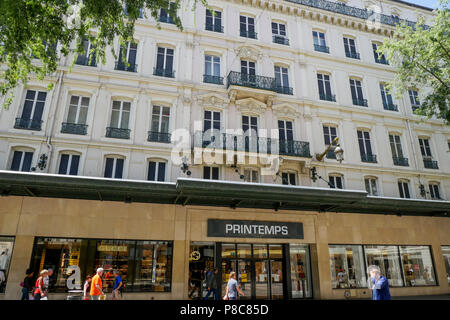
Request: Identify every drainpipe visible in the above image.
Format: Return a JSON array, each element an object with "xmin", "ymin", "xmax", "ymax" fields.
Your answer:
[
  {"xmin": 406, "ymin": 119, "xmax": 422, "ymax": 196},
  {"xmin": 44, "ymin": 70, "xmax": 64, "ymax": 172}
]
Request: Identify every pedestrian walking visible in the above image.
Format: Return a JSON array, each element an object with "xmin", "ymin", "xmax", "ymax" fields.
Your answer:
[
  {"xmin": 20, "ymin": 269, "xmax": 34, "ymax": 300},
  {"xmin": 90, "ymin": 268, "xmax": 104, "ymax": 300},
  {"xmin": 33, "ymin": 269, "xmax": 48, "ymax": 300},
  {"xmin": 224, "ymin": 271, "xmax": 244, "ymax": 300},
  {"xmin": 112, "ymin": 270, "xmax": 123, "ymax": 300},
  {"xmin": 43, "ymin": 268, "xmax": 53, "ymax": 299},
  {"xmin": 203, "ymin": 268, "xmax": 219, "ymax": 300},
  {"xmin": 367, "ymin": 265, "xmax": 391, "ymax": 300},
  {"xmin": 83, "ymin": 275, "xmax": 92, "ymax": 300}
]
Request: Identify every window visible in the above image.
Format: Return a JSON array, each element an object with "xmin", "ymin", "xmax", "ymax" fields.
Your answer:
[
  {"xmin": 409, "ymin": 89, "xmax": 420, "ymax": 111},
  {"xmin": 290, "ymin": 244, "xmax": 313, "ymax": 298},
  {"xmin": 323, "ymin": 126, "xmax": 338, "ymax": 159},
  {"xmin": 418, "ymin": 138, "xmax": 432, "ymax": 158},
  {"xmin": 104, "ymin": 157, "xmax": 124, "ymax": 179},
  {"xmin": 0, "ymin": 237, "xmax": 14, "ymax": 293},
  {"xmin": 15, "ymin": 90, "xmax": 47, "ymax": 130},
  {"xmin": 442, "ymin": 246, "xmax": 450, "ymax": 285},
  {"xmin": 203, "ymin": 166, "xmax": 219, "ymax": 180},
  {"xmin": 329, "ymin": 175, "xmax": 343, "ymax": 189},
  {"xmin": 155, "ymin": 47, "xmax": 174, "ymax": 77},
  {"xmin": 317, "ymin": 73, "xmax": 334, "ymax": 101},
  {"xmin": 67, "ymin": 96, "xmax": 89, "ymax": 125},
  {"xmin": 148, "ymin": 161, "xmax": 166, "ymax": 182},
  {"xmin": 343, "ymin": 37, "xmax": 359, "ymax": 59},
  {"xmin": 242, "ymin": 115, "xmax": 258, "ymax": 136},
  {"xmin": 29, "ymin": 238, "xmax": 173, "ymax": 293},
  {"xmin": 110, "ymin": 101, "xmax": 130, "ymax": 129},
  {"xmin": 400, "ymin": 246, "xmax": 437, "ymax": 286},
  {"xmin": 204, "ymin": 55, "xmax": 222, "ymax": 84},
  {"xmin": 313, "ymin": 31, "xmax": 328, "ymax": 53},
  {"xmin": 278, "ymin": 120, "xmax": 293, "ymax": 141},
  {"xmin": 116, "ymin": 42, "xmax": 137, "ymax": 72},
  {"xmin": 398, "ymin": 180, "xmax": 411, "ymax": 199},
  {"xmin": 10, "ymin": 150, "xmax": 33, "ymax": 172},
  {"xmin": 364, "ymin": 245, "xmax": 403, "ymax": 287},
  {"xmin": 380, "ymin": 84, "xmax": 397, "ymax": 111},
  {"xmin": 58, "ymin": 154, "xmax": 80, "ymax": 175},
  {"xmin": 372, "ymin": 42, "xmax": 388, "ymax": 64},
  {"xmin": 329, "ymin": 245, "xmax": 367, "ymax": 289},
  {"xmin": 281, "ymin": 172, "xmax": 296, "ymax": 185},
  {"xmin": 159, "ymin": 3, "xmax": 176, "ymax": 24},
  {"xmin": 428, "ymin": 183, "xmax": 441, "ymax": 200},
  {"xmin": 204, "ymin": 110, "xmax": 220, "ymax": 132},
  {"xmin": 274, "ymin": 66, "xmax": 291, "ymax": 94},
  {"xmin": 241, "ymin": 60, "xmax": 256, "ymax": 78},
  {"xmin": 205, "ymin": 9, "xmax": 222, "ymax": 32},
  {"xmin": 365, "ymin": 177, "xmax": 378, "ymax": 196},
  {"xmin": 350, "ymin": 79, "xmax": 366, "ymax": 106},
  {"xmin": 357, "ymin": 130, "xmax": 376, "ymax": 163},
  {"xmin": 75, "ymin": 38, "xmax": 96, "ymax": 67},
  {"xmin": 151, "ymin": 106, "xmax": 170, "ymax": 134},
  {"xmin": 389, "ymin": 134, "xmax": 408, "ymax": 166},
  {"xmin": 272, "ymin": 22, "xmax": 288, "ymax": 45},
  {"xmin": 244, "ymin": 169, "xmax": 259, "ymax": 183},
  {"xmin": 240, "ymin": 15, "xmax": 256, "ymax": 39}
]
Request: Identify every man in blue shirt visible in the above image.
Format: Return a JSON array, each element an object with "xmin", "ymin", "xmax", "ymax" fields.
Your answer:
[
  {"xmin": 367, "ymin": 265, "xmax": 391, "ymax": 300},
  {"xmin": 112, "ymin": 270, "xmax": 123, "ymax": 300}
]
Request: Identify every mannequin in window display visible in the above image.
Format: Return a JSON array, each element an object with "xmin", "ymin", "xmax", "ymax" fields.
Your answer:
[
  {"xmin": 367, "ymin": 265, "xmax": 391, "ymax": 300},
  {"xmin": 337, "ymin": 269, "xmax": 347, "ymax": 288}
]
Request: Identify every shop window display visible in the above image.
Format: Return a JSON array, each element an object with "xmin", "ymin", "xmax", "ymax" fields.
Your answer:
[
  {"xmin": 0, "ymin": 237, "xmax": 15, "ymax": 293},
  {"xmin": 399, "ymin": 246, "xmax": 436, "ymax": 286},
  {"xmin": 442, "ymin": 246, "xmax": 450, "ymax": 285},
  {"xmin": 364, "ymin": 245, "xmax": 404, "ymax": 287},
  {"xmin": 29, "ymin": 238, "xmax": 173, "ymax": 293},
  {"xmin": 188, "ymin": 242, "xmax": 215, "ymax": 299},
  {"xmin": 290, "ymin": 245, "xmax": 312, "ymax": 298},
  {"xmin": 329, "ymin": 245, "xmax": 366, "ymax": 289}
]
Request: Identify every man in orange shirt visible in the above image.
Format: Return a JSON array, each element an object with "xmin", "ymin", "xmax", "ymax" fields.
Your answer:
[{"xmin": 90, "ymin": 268, "xmax": 104, "ymax": 300}]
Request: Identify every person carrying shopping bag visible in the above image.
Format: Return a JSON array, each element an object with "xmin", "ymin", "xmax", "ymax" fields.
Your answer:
[{"xmin": 33, "ymin": 269, "xmax": 48, "ymax": 300}]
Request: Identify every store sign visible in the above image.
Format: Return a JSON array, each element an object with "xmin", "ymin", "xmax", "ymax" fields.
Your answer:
[
  {"xmin": 207, "ymin": 219, "xmax": 303, "ymax": 239},
  {"xmin": 97, "ymin": 245, "xmax": 128, "ymax": 252}
]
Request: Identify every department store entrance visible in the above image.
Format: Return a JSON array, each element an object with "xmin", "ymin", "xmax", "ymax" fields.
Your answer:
[{"xmin": 220, "ymin": 243, "xmax": 287, "ymax": 300}]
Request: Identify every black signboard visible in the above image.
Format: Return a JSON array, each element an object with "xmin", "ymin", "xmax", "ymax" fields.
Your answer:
[{"xmin": 207, "ymin": 219, "xmax": 304, "ymax": 239}]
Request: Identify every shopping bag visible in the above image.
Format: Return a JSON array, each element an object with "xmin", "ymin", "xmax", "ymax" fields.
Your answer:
[{"xmin": 41, "ymin": 296, "xmax": 48, "ymax": 300}]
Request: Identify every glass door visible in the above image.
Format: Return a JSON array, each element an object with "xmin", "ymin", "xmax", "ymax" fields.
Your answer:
[
  {"xmin": 238, "ymin": 260, "xmax": 252, "ymax": 299},
  {"xmin": 254, "ymin": 261, "xmax": 269, "ymax": 299},
  {"xmin": 270, "ymin": 260, "xmax": 284, "ymax": 299}
]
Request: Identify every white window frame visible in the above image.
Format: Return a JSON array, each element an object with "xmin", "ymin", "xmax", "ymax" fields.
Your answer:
[
  {"xmin": 67, "ymin": 95, "xmax": 90, "ymax": 124},
  {"xmin": 110, "ymin": 100, "xmax": 131, "ymax": 129}
]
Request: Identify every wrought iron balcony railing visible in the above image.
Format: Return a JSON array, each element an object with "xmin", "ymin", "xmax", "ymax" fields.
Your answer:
[
  {"xmin": 423, "ymin": 159, "xmax": 439, "ymax": 169},
  {"xmin": 203, "ymin": 74, "xmax": 224, "ymax": 85},
  {"xmin": 240, "ymin": 30, "xmax": 257, "ymax": 39},
  {"xmin": 75, "ymin": 55, "xmax": 97, "ymax": 67},
  {"xmin": 319, "ymin": 93, "xmax": 336, "ymax": 102},
  {"xmin": 353, "ymin": 98, "xmax": 368, "ymax": 107},
  {"xmin": 158, "ymin": 15, "xmax": 175, "ymax": 24},
  {"xmin": 275, "ymin": 86, "xmax": 293, "ymax": 95},
  {"xmin": 193, "ymin": 131, "xmax": 311, "ymax": 158},
  {"xmin": 148, "ymin": 131, "xmax": 171, "ymax": 143},
  {"xmin": 61, "ymin": 123, "xmax": 88, "ymax": 135},
  {"xmin": 383, "ymin": 102, "xmax": 398, "ymax": 111},
  {"xmin": 279, "ymin": 140, "xmax": 311, "ymax": 158},
  {"xmin": 314, "ymin": 44, "xmax": 330, "ymax": 53},
  {"xmin": 153, "ymin": 67, "xmax": 175, "ymax": 78},
  {"xmin": 375, "ymin": 57, "xmax": 389, "ymax": 65},
  {"xmin": 106, "ymin": 127, "xmax": 131, "ymax": 139},
  {"xmin": 284, "ymin": 0, "xmax": 428, "ymax": 30},
  {"xmin": 411, "ymin": 104, "xmax": 420, "ymax": 112},
  {"xmin": 393, "ymin": 156, "xmax": 409, "ymax": 167},
  {"xmin": 14, "ymin": 118, "xmax": 42, "ymax": 131},
  {"xmin": 345, "ymin": 51, "xmax": 360, "ymax": 59},
  {"xmin": 205, "ymin": 23, "xmax": 223, "ymax": 33},
  {"xmin": 361, "ymin": 154, "xmax": 377, "ymax": 163},
  {"xmin": 227, "ymin": 71, "xmax": 277, "ymax": 92},
  {"xmin": 273, "ymin": 35, "xmax": 290, "ymax": 46},
  {"xmin": 115, "ymin": 61, "xmax": 137, "ymax": 72}
]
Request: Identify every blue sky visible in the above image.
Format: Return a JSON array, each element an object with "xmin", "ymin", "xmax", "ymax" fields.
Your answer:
[{"xmin": 401, "ymin": 0, "xmax": 439, "ymax": 9}]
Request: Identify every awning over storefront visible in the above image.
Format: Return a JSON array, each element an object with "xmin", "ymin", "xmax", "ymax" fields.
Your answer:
[{"xmin": 0, "ymin": 171, "xmax": 448, "ymax": 217}]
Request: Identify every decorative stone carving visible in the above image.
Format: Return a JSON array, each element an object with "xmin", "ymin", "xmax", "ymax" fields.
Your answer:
[
  {"xmin": 234, "ymin": 45, "xmax": 263, "ymax": 61},
  {"xmin": 228, "ymin": 90, "xmax": 237, "ymax": 103},
  {"xmin": 235, "ymin": 98, "xmax": 267, "ymax": 115},
  {"xmin": 272, "ymin": 103, "xmax": 300, "ymax": 119},
  {"xmin": 197, "ymin": 93, "xmax": 229, "ymax": 109}
]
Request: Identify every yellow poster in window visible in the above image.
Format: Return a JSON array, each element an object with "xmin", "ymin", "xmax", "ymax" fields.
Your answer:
[{"xmin": 241, "ymin": 273, "xmax": 247, "ymax": 283}]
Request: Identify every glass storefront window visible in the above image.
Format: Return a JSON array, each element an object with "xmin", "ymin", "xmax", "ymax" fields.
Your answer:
[
  {"xmin": 253, "ymin": 244, "xmax": 268, "ymax": 259},
  {"xmin": 329, "ymin": 245, "xmax": 366, "ymax": 289},
  {"xmin": 269, "ymin": 245, "xmax": 283, "ymax": 259},
  {"xmin": 364, "ymin": 245, "xmax": 403, "ymax": 287},
  {"xmin": 188, "ymin": 242, "xmax": 215, "ymax": 299},
  {"xmin": 399, "ymin": 246, "xmax": 436, "ymax": 286},
  {"xmin": 290, "ymin": 244, "xmax": 312, "ymax": 298},
  {"xmin": 237, "ymin": 244, "xmax": 251, "ymax": 259},
  {"xmin": 0, "ymin": 236, "xmax": 15, "ymax": 293},
  {"xmin": 29, "ymin": 238, "xmax": 173, "ymax": 293},
  {"xmin": 221, "ymin": 244, "xmax": 236, "ymax": 259},
  {"xmin": 442, "ymin": 246, "xmax": 450, "ymax": 285}
]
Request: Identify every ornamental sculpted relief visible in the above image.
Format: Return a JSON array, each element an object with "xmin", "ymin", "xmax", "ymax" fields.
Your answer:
[{"xmin": 234, "ymin": 45, "xmax": 263, "ymax": 61}]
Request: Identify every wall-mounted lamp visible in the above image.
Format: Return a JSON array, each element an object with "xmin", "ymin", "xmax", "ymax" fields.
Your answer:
[{"xmin": 315, "ymin": 137, "xmax": 344, "ymax": 163}]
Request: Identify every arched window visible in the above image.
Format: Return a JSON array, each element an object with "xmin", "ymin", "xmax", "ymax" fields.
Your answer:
[
  {"xmin": 364, "ymin": 176, "xmax": 378, "ymax": 196},
  {"xmin": 58, "ymin": 151, "xmax": 81, "ymax": 176},
  {"xmin": 329, "ymin": 174, "xmax": 344, "ymax": 189},
  {"xmin": 398, "ymin": 179, "xmax": 410, "ymax": 199},
  {"xmin": 104, "ymin": 155, "xmax": 125, "ymax": 179},
  {"xmin": 10, "ymin": 147, "xmax": 35, "ymax": 172},
  {"xmin": 428, "ymin": 182, "xmax": 442, "ymax": 200},
  {"xmin": 147, "ymin": 159, "xmax": 167, "ymax": 182}
]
